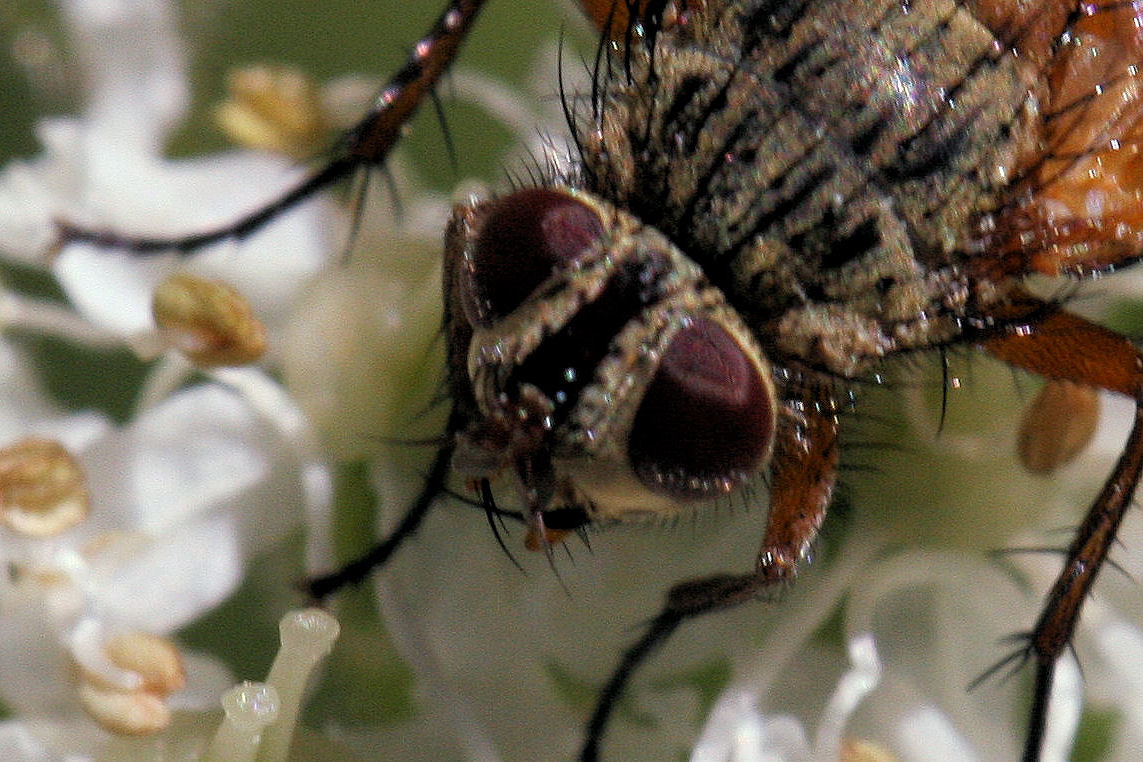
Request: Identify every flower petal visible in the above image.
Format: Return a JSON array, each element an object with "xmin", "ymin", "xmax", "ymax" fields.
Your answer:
[
  {"xmin": 86, "ymin": 513, "xmax": 241, "ymax": 632},
  {"xmin": 58, "ymin": 0, "xmax": 188, "ymax": 151}
]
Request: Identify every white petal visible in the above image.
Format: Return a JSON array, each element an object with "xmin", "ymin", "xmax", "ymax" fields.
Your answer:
[
  {"xmin": 34, "ymin": 411, "xmax": 112, "ymax": 455},
  {"xmin": 1040, "ymin": 656, "xmax": 1082, "ymax": 762},
  {"xmin": 86, "ymin": 512, "xmax": 242, "ymax": 632},
  {"xmin": 0, "ymin": 589, "xmax": 74, "ymax": 717},
  {"xmin": 53, "ymin": 151, "xmax": 334, "ymax": 337},
  {"xmin": 92, "ymin": 384, "xmax": 270, "ymax": 534},
  {"xmin": 58, "ymin": 0, "xmax": 187, "ymax": 152},
  {"xmin": 74, "ymin": 379, "xmax": 312, "ymax": 569},
  {"xmin": 0, "ymin": 343, "xmax": 71, "ymax": 441},
  {"xmin": 0, "ymin": 721, "xmax": 65, "ymax": 762},
  {"xmin": 896, "ymin": 705, "xmax": 980, "ymax": 762},
  {"xmin": 208, "ymin": 368, "xmax": 332, "ymax": 565},
  {"xmin": 52, "ymin": 244, "xmax": 169, "ymax": 336},
  {"xmin": 2, "ymin": 718, "xmax": 105, "ymax": 762},
  {"xmin": 691, "ymin": 689, "xmax": 811, "ymax": 762},
  {"xmin": 170, "ymin": 649, "xmax": 237, "ymax": 712},
  {"xmin": 811, "ymin": 632, "xmax": 881, "ymax": 758},
  {"xmin": 0, "ymin": 0, "xmax": 188, "ymax": 264},
  {"xmin": 0, "ymin": 154, "xmax": 65, "ymax": 261}
]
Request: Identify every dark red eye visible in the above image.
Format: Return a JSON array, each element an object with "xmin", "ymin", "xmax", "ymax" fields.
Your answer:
[
  {"xmin": 628, "ymin": 317, "xmax": 775, "ymax": 496},
  {"xmin": 460, "ymin": 187, "xmax": 605, "ymax": 324}
]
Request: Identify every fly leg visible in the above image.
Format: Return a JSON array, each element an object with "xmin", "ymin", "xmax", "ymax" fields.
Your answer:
[
  {"xmin": 979, "ymin": 297, "xmax": 1143, "ymax": 762},
  {"xmin": 58, "ymin": 0, "xmax": 489, "ymax": 254},
  {"xmin": 579, "ymin": 376, "xmax": 840, "ymax": 761},
  {"xmin": 306, "ymin": 436, "xmax": 457, "ymax": 601}
]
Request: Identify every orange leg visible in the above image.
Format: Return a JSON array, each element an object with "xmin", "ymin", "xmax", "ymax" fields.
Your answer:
[
  {"xmin": 980, "ymin": 295, "xmax": 1143, "ymax": 761},
  {"xmin": 580, "ymin": 375, "xmax": 840, "ymax": 760}
]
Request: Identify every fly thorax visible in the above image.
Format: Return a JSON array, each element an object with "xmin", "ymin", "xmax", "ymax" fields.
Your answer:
[{"xmin": 583, "ymin": 0, "xmax": 1040, "ymax": 375}]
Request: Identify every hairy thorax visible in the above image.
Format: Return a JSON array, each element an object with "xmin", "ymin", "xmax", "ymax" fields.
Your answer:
[{"xmin": 582, "ymin": 0, "xmax": 1042, "ymax": 376}]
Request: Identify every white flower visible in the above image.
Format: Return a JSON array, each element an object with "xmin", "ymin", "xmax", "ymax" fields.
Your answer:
[
  {"xmin": 0, "ymin": 609, "xmax": 349, "ymax": 762},
  {"xmin": 692, "ymin": 633, "xmax": 883, "ymax": 762},
  {"xmin": 0, "ymin": 1, "xmax": 336, "ymax": 757},
  {"xmin": 0, "ymin": 0, "xmax": 336, "ymax": 345},
  {"xmin": 0, "ymin": 375, "xmax": 324, "ymax": 754}
]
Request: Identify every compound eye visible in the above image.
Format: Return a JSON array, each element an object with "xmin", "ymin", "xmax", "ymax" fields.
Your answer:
[
  {"xmin": 628, "ymin": 317, "xmax": 775, "ymax": 497},
  {"xmin": 461, "ymin": 187, "xmax": 605, "ymax": 324}
]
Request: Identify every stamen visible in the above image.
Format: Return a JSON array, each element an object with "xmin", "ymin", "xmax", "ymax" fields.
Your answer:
[
  {"xmin": 1017, "ymin": 380, "xmax": 1100, "ymax": 473},
  {"xmin": 216, "ymin": 65, "xmax": 330, "ymax": 160},
  {"xmin": 73, "ymin": 625, "xmax": 186, "ymax": 736},
  {"xmin": 77, "ymin": 682, "xmax": 172, "ymax": 736},
  {"xmin": 841, "ymin": 738, "xmax": 900, "ymax": 762},
  {"xmin": 102, "ymin": 631, "xmax": 187, "ymax": 696},
  {"xmin": 152, "ymin": 273, "xmax": 267, "ymax": 367},
  {"xmin": 0, "ymin": 437, "xmax": 89, "ymax": 537}
]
